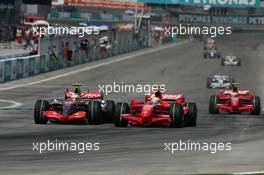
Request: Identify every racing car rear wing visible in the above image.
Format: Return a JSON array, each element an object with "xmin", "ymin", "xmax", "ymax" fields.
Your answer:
[{"xmin": 145, "ymin": 93, "xmax": 185, "ymax": 102}]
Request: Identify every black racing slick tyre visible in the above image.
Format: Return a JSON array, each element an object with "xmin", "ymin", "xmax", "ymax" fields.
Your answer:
[
  {"xmin": 217, "ymin": 52, "xmax": 221, "ymax": 58},
  {"xmin": 203, "ymin": 52, "xmax": 207, "ymax": 58},
  {"xmin": 169, "ymin": 104, "xmax": 184, "ymax": 128},
  {"xmin": 237, "ymin": 58, "xmax": 241, "ymax": 66},
  {"xmin": 221, "ymin": 58, "xmax": 225, "ymax": 66},
  {"xmin": 114, "ymin": 102, "xmax": 130, "ymax": 127},
  {"xmin": 186, "ymin": 103, "xmax": 197, "ymax": 127},
  {"xmin": 87, "ymin": 101, "xmax": 102, "ymax": 125},
  {"xmin": 250, "ymin": 96, "xmax": 261, "ymax": 115},
  {"xmin": 34, "ymin": 99, "xmax": 49, "ymax": 124},
  {"xmin": 207, "ymin": 78, "xmax": 212, "ymax": 89},
  {"xmin": 209, "ymin": 95, "xmax": 219, "ymax": 114},
  {"xmin": 103, "ymin": 100, "xmax": 116, "ymax": 123}
]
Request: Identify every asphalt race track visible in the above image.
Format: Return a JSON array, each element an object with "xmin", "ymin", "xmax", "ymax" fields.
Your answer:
[{"xmin": 0, "ymin": 32, "xmax": 264, "ymax": 175}]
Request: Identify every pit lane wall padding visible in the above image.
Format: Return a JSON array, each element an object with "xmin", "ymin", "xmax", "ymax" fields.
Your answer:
[{"xmin": 0, "ymin": 32, "xmax": 150, "ymax": 83}]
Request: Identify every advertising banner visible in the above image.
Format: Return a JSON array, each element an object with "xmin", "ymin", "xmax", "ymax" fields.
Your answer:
[
  {"xmin": 178, "ymin": 13, "xmax": 264, "ymax": 25},
  {"xmin": 35, "ymin": 55, "xmax": 40, "ymax": 74},
  {"xmin": 138, "ymin": 0, "xmax": 260, "ymax": 8},
  {"xmin": 11, "ymin": 59, "xmax": 17, "ymax": 80},
  {"xmin": 0, "ymin": 62, "xmax": 4, "ymax": 82},
  {"xmin": 23, "ymin": 58, "xmax": 29, "ymax": 77},
  {"xmin": 4, "ymin": 60, "xmax": 11, "ymax": 82},
  {"xmin": 40, "ymin": 55, "xmax": 46, "ymax": 73},
  {"xmin": 29, "ymin": 57, "xmax": 35, "ymax": 76},
  {"xmin": 45, "ymin": 55, "xmax": 50, "ymax": 72},
  {"xmin": 16, "ymin": 59, "xmax": 23, "ymax": 79},
  {"xmin": 64, "ymin": 0, "xmax": 147, "ymax": 9},
  {"xmin": 248, "ymin": 16, "xmax": 264, "ymax": 25},
  {"xmin": 178, "ymin": 13, "xmax": 211, "ymax": 24},
  {"xmin": 211, "ymin": 15, "xmax": 248, "ymax": 25}
]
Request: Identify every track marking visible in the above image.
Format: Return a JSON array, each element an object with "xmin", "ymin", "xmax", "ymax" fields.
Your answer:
[
  {"xmin": 234, "ymin": 171, "xmax": 264, "ymax": 175},
  {"xmin": 0, "ymin": 40, "xmax": 189, "ymax": 92},
  {"xmin": 0, "ymin": 99, "xmax": 22, "ymax": 109}
]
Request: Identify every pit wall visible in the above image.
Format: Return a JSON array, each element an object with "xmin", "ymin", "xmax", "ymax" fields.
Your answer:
[{"xmin": 0, "ymin": 31, "xmax": 150, "ymax": 83}]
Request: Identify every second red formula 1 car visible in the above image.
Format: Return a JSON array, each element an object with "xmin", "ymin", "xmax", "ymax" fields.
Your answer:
[
  {"xmin": 209, "ymin": 83, "xmax": 261, "ymax": 115},
  {"xmin": 114, "ymin": 90, "xmax": 197, "ymax": 128}
]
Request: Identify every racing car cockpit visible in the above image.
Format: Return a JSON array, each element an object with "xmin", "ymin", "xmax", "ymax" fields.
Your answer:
[
  {"xmin": 205, "ymin": 38, "xmax": 216, "ymax": 50},
  {"xmin": 65, "ymin": 83, "xmax": 83, "ymax": 99},
  {"xmin": 146, "ymin": 90, "xmax": 162, "ymax": 105}
]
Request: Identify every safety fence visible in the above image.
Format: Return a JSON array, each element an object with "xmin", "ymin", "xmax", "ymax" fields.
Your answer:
[{"xmin": 0, "ymin": 31, "xmax": 149, "ymax": 83}]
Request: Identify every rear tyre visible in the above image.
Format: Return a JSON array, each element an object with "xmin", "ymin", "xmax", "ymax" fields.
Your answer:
[
  {"xmin": 169, "ymin": 104, "xmax": 184, "ymax": 128},
  {"xmin": 250, "ymin": 96, "xmax": 261, "ymax": 115},
  {"xmin": 217, "ymin": 52, "xmax": 221, "ymax": 58},
  {"xmin": 87, "ymin": 101, "xmax": 102, "ymax": 125},
  {"xmin": 114, "ymin": 102, "xmax": 130, "ymax": 127},
  {"xmin": 186, "ymin": 103, "xmax": 197, "ymax": 127},
  {"xmin": 221, "ymin": 58, "xmax": 225, "ymax": 66},
  {"xmin": 34, "ymin": 99, "xmax": 49, "ymax": 124},
  {"xmin": 203, "ymin": 52, "xmax": 207, "ymax": 58},
  {"xmin": 237, "ymin": 58, "xmax": 241, "ymax": 66},
  {"xmin": 103, "ymin": 100, "xmax": 115, "ymax": 123},
  {"xmin": 209, "ymin": 95, "xmax": 219, "ymax": 114},
  {"xmin": 207, "ymin": 78, "xmax": 212, "ymax": 89}
]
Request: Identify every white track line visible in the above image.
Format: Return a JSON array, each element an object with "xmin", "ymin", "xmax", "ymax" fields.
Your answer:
[
  {"xmin": 0, "ymin": 40, "xmax": 189, "ymax": 92},
  {"xmin": 0, "ymin": 99, "xmax": 22, "ymax": 109},
  {"xmin": 234, "ymin": 171, "xmax": 264, "ymax": 175}
]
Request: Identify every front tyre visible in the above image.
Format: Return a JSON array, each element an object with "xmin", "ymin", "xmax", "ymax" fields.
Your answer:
[
  {"xmin": 186, "ymin": 103, "xmax": 197, "ymax": 127},
  {"xmin": 209, "ymin": 95, "xmax": 219, "ymax": 114},
  {"xmin": 250, "ymin": 96, "xmax": 261, "ymax": 115},
  {"xmin": 114, "ymin": 102, "xmax": 130, "ymax": 127},
  {"xmin": 169, "ymin": 104, "xmax": 184, "ymax": 128},
  {"xmin": 103, "ymin": 100, "xmax": 115, "ymax": 123},
  {"xmin": 87, "ymin": 101, "xmax": 102, "ymax": 125},
  {"xmin": 34, "ymin": 99, "xmax": 49, "ymax": 124}
]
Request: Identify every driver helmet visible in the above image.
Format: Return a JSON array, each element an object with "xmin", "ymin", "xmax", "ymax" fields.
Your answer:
[
  {"xmin": 150, "ymin": 96, "xmax": 160, "ymax": 104},
  {"xmin": 233, "ymin": 86, "xmax": 238, "ymax": 93},
  {"xmin": 71, "ymin": 93, "xmax": 79, "ymax": 101},
  {"xmin": 75, "ymin": 87, "xmax": 81, "ymax": 95}
]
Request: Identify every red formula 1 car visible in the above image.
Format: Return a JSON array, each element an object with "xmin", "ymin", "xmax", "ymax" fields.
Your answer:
[
  {"xmin": 114, "ymin": 91, "xmax": 197, "ymax": 128},
  {"xmin": 34, "ymin": 84, "xmax": 115, "ymax": 124},
  {"xmin": 209, "ymin": 84, "xmax": 261, "ymax": 115}
]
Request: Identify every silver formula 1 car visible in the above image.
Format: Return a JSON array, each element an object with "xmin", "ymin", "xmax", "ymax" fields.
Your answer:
[
  {"xmin": 204, "ymin": 49, "xmax": 221, "ymax": 59},
  {"xmin": 221, "ymin": 55, "xmax": 241, "ymax": 66},
  {"xmin": 207, "ymin": 74, "xmax": 235, "ymax": 89}
]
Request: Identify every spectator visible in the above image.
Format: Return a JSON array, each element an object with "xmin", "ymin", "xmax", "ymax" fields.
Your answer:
[
  {"xmin": 29, "ymin": 40, "xmax": 38, "ymax": 55},
  {"xmin": 49, "ymin": 46, "xmax": 58, "ymax": 69},
  {"xmin": 80, "ymin": 38, "xmax": 89, "ymax": 56},
  {"xmin": 63, "ymin": 42, "xmax": 69, "ymax": 62}
]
